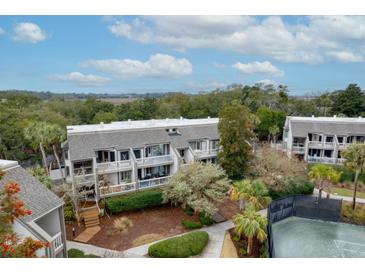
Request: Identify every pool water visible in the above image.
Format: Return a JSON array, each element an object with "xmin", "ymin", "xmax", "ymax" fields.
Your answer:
[{"xmin": 272, "ymin": 216, "xmax": 365, "ymax": 258}]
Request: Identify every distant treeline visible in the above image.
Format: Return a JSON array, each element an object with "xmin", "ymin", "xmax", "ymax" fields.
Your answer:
[{"xmin": 0, "ymin": 83, "xmax": 363, "ymax": 163}]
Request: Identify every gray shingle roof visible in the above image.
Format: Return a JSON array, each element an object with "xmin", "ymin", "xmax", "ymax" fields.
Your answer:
[
  {"xmin": 0, "ymin": 166, "xmax": 64, "ymax": 221},
  {"xmin": 290, "ymin": 120, "xmax": 365, "ymax": 137},
  {"xmin": 68, "ymin": 124, "xmax": 219, "ymax": 161}
]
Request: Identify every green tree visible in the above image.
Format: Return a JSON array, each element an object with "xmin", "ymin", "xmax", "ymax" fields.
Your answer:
[
  {"xmin": 342, "ymin": 143, "xmax": 365, "ymax": 209},
  {"xmin": 162, "ymin": 162, "xmax": 230, "ymax": 216},
  {"xmin": 233, "ymin": 204, "xmax": 268, "ymax": 256},
  {"xmin": 230, "ymin": 179, "xmax": 271, "ymax": 210},
  {"xmin": 308, "ymin": 164, "xmax": 342, "ymax": 200},
  {"xmin": 332, "ymin": 84, "xmax": 365, "ymax": 117},
  {"xmin": 92, "ymin": 111, "xmax": 118, "ymax": 124},
  {"xmin": 218, "ymin": 102, "xmax": 255, "ymax": 179},
  {"xmin": 26, "ymin": 165, "xmax": 52, "ymax": 189}
]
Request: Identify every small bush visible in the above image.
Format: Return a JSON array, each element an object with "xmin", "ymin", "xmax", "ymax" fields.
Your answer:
[
  {"xmin": 64, "ymin": 205, "xmax": 74, "ymax": 222},
  {"xmin": 239, "ymin": 247, "xmax": 247, "ymax": 257},
  {"xmin": 183, "ymin": 207, "xmax": 194, "ymax": 216},
  {"xmin": 268, "ymin": 178, "xmax": 314, "ymax": 199},
  {"xmin": 181, "ymin": 220, "xmax": 203, "ymax": 229},
  {"xmin": 148, "ymin": 231, "xmax": 209, "ymax": 258},
  {"xmin": 68, "ymin": 248, "xmax": 100, "ymax": 258},
  {"xmin": 232, "ymin": 234, "xmax": 240, "ymax": 242},
  {"xmin": 342, "ymin": 203, "xmax": 365, "ymax": 225},
  {"xmin": 113, "ymin": 217, "xmax": 133, "ymax": 233},
  {"xmin": 105, "ymin": 189, "xmax": 164, "ymax": 214},
  {"xmin": 199, "ymin": 212, "xmax": 215, "ymax": 226}
]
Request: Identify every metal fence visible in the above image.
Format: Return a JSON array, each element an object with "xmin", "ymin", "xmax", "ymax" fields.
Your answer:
[{"xmin": 267, "ymin": 195, "xmax": 343, "ymax": 257}]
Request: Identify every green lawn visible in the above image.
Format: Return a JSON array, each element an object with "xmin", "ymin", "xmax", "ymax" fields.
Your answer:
[{"xmin": 331, "ymin": 187, "xmax": 365, "ymax": 199}]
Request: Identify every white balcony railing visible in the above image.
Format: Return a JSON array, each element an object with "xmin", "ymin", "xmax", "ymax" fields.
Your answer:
[
  {"xmin": 308, "ymin": 141, "xmax": 335, "ymax": 147},
  {"xmin": 96, "ymin": 160, "xmax": 132, "ymax": 174},
  {"xmin": 136, "ymin": 155, "xmax": 173, "ymax": 166},
  {"xmin": 138, "ymin": 176, "xmax": 171, "ymax": 190},
  {"xmin": 99, "ymin": 182, "xmax": 136, "ymax": 197},
  {"xmin": 73, "ymin": 173, "xmax": 95, "ymax": 185},
  {"xmin": 292, "ymin": 146, "xmax": 306, "ymax": 153},
  {"xmin": 193, "ymin": 148, "xmax": 218, "ymax": 158},
  {"xmin": 307, "ymin": 156, "xmax": 339, "ymax": 164},
  {"xmin": 52, "ymin": 232, "xmax": 63, "ymax": 254}
]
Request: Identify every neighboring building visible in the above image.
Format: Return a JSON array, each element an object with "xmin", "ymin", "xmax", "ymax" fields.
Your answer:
[
  {"xmin": 282, "ymin": 116, "xmax": 365, "ymax": 164},
  {"xmin": 0, "ymin": 160, "xmax": 67, "ymax": 258},
  {"xmin": 62, "ymin": 117, "xmax": 219, "ymax": 200}
]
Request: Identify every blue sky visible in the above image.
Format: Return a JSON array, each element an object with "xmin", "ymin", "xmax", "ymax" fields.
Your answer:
[{"xmin": 0, "ymin": 15, "xmax": 364, "ymax": 95}]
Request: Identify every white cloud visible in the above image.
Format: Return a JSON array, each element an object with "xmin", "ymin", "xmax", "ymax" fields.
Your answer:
[
  {"xmin": 256, "ymin": 79, "xmax": 276, "ymax": 87},
  {"xmin": 107, "ymin": 16, "xmax": 365, "ymax": 64},
  {"xmin": 49, "ymin": 72, "xmax": 110, "ymax": 87},
  {"xmin": 325, "ymin": 50, "xmax": 363, "ymax": 63},
  {"xmin": 233, "ymin": 61, "xmax": 284, "ymax": 77},
  {"xmin": 0, "ymin": 27, "xmax": 5, "ymax": 35},
  {"xmin": 12, "ymin": 22, "xmax": 46, "ymax": 43},
  {"xmin": 82, "ymin": 54, "xmax": 192, "ymax": 79}
]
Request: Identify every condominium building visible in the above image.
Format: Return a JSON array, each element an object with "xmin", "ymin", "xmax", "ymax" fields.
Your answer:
[
  {"xmin": 61, "ymin": 118, "xmax": 219, "ymax": 200},
  {"xmin": 282, "ymin": 116, "xmax": 365, "ymax": 164},
  {"xmin": 0, "ymin": 160, "xmax": 67, "ymax": 257}
]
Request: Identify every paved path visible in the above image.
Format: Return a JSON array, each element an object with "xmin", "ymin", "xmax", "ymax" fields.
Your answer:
[
  {"xmin": 67, "ymin": 241, "xmax": 125, "ymax": 258},
  {"xmin": 123, "ymin": 220, "xmax": 235, "ymax": 258},
  {"xmin": 74, "ymin": 226, "xmax": 101, "ymax": 243},
  {"xmin": 313, "ymin": 188, "xmax": 365, "ymax": 204}
]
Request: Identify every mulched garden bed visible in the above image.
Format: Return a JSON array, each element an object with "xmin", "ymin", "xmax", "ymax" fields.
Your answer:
[
  {"xmin": 66, "ymin": 204, "xmax": 199, "ymax": 251},
  {"xmin": 228, "ymin": 228, "xmax": 265, "ymax": 258}
]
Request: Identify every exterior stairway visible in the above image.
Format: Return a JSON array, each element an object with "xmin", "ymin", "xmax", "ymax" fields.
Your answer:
[{"xmin": 80, "ymin": 207, "xmax": 100, "ymax": 228}]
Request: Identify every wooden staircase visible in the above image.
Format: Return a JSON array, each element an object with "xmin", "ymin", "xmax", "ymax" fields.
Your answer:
[{"xmin": 80, "ymin": 207, "xmax": 100, "ymax": 228}]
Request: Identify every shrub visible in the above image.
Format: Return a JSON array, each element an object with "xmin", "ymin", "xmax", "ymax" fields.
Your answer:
[
  {"xmin": 239, "ymin": 247, "xmax": 247, "ymax": 257},
  {"xmin": 68, "ymin": 248, "xmax": 100, "ymax": 258},
  {"xmin": 105, "ymin": 189, "xmax": 163, "ymax": 214},
  {"xmin": 181, "ymin": 220, "xmax": 203, "ymax": 229},
  {"xmin": 64, "ymin": 205, "xmax": 74, "ymax": 222},
  {"xmin": 113, "ymin": 217, "xmax": 133, "ymax": 233},
  {"xmin": 148, "ymin": 231, "xmax": 209, "ymax": 258},
  {"xmin": 342, "ymin": 202, "xmax": 365, "ymax": 225},
  {"xmin": 232, "ymin": 234, "xmax": 240, "ymax": 242},
  {"xmin": 199, "ymin": 212, "xmax": 215, "ymax": 226},
  {"xmin": 183, "ymin": 207, "xmax": 194, "ymax": 216},
  {"xmin": 268, "ymin": 178, "xmax": 314, "ymax": 199}
]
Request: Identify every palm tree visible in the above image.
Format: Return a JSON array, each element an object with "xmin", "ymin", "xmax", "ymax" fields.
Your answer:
[
  {"xmin": 24, "ymin": 121, "xmax": 65, "ymax": 176},
  {"xmin": 233, "ymin": 204, "xmax": 268, "ymax": 256},
  {"xmin": 342, "ymin": 143, "xmax": 365, "ymax": 210},
  {"xmin": 230, "ymin": 179, "xmax": 271, "ymax": 210},
  {"xmin": 308, "ymin": 164, "xmax": 341, "ymax": 200}
]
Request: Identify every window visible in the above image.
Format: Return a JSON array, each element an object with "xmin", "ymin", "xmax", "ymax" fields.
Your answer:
[
  {"xmin": 337, "ymin": 136, "xmax": 344, "ymax": 144},
  {"xmin": 145, "ymin": 165, "xmax": 170, "ymax": 178},
  {"xmin": 73, "ymin": 160, "xmax": 93, "ymax": 175},
  {"xmin": 120, "ymin": 150, "xmax": 129, "ymax": 160},
  {"xmin": 189, "ymin": 140, "xmax": 207, "ymax": 151},
  {"xmin": 119, "ymin": 171, "xmax": 132, "ymax": 182},
  {"xmin": 211, "ymin": 140, "xmax": 219, "ymax": 150},
  {"xmin": 145, "ymin": 144, "xmax": 169, "ymax": 157},
  {"xmin": 324, "ymin": 150, "xmax": 333, "ymax": 158},
  {"xmin": 96, "ymin": 150, "xmax": 115, "ymax": 163},
  {"xmin": 325, "ymin": 136, "xmax": 334, "ymax": 143},
  {"xmin": 134, "ymin": 149, "xmax": 141, "ymax": 159}
]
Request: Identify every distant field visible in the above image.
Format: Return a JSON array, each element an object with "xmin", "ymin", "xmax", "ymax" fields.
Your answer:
[{"xmin": 97, "ymin": 98, "xmax": 138, "ymax": 105}]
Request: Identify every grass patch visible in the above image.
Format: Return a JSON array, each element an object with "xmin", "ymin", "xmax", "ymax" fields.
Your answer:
[
  {"xmin": 132, "ymin": 234, "xmax": 164, "ymax": 247},
  {"xmin": 331, "ymin": 187, "xmax": 365, "ymax": 199},
  {"xmin": 148, "ymin": 231, "xmax": 209, "ymax": 258},
  {"xmin": 181, "ymin": 220, "xmax": 203, "ymax": 229},
  {"xmin": 67, "ymin": 248, "xmax": 100, "ymax": 258}
]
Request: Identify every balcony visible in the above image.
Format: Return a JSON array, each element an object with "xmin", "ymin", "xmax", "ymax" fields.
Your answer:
[
  {"xmin": 73, "ymin": 173, "xmax": 95, "ymax": 185},
  {"xmin": 51, "ymin": 232, "xmax": 64, "ymax": 254},
  {"xmin": 307, "ymin": 156, "xmax": 339, "ymax": 165},
  {"xmin": 192, "ymin": 148, "xmax": 218, "ymax": 159},
  {"xmin": 136, "ymin": 155, "xmax": 174, "ymax": 167},
  {"xmin": 138, "ymin": 176, "xmax": 171, "ymax": 190},
  {"xmin": 292, "ymin": 143, "xmax": 306, "ymax": 154},
  {"xmin": 99, "ymin": 182, "xmax": 136, "ymax": 197},
  {"xmin": 96, "ymin": 160, "xmax": 132, "ymax": 174},
  {"xmin": 308, "ymin": 141, "xmax": 335, "ymax": 148}
]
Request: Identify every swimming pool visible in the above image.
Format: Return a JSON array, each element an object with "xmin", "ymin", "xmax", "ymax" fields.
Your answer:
[{"xmin": 272, "ymin": 216, "xmax": 365, "ymax": 258}]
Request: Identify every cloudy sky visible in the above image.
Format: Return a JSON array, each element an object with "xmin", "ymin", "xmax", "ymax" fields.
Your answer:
[{"xmin": 0, "ymin": 15, "xmax": 364, "ymax": 94}]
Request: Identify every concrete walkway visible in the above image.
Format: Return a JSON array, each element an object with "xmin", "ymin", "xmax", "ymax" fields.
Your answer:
[
  {"xmin": 123, "ymin": 220, "xmax": 235, "ymax": 258},
  {"xmin": 67, "ymin": 241, "xmax": 125, "ymax": 258},
  {"xmin": 313, "ymin": 188, "xmax": 365, "ymax": 204}
]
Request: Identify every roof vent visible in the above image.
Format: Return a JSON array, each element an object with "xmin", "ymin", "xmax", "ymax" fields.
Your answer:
[
  {"xmin": 208, "ymin": 116, "xmax": 211, "ymax": 119},
  {"xmin": 180, "ymin": 116, "xmax": 183, "ymax": 120},
  {"xmin": 359, "ymin": 116, "xmax": 362, "ymax": 119},
  {"xmin": 311, "ymin": 115, "xmax": 315, "ymax": 118},
  {"xmin": 128, "ymin": 119, "xmax": 131, "ymax": 122},
  {"xmin": 334, "ymin": 115, "xmax": 337, "ymax": 118},
  {"xmin": 100, "ymin": 122, "xmax": 104, "ymax": 127}
]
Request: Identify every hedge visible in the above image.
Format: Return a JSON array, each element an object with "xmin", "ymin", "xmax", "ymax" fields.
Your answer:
[
  {"xmin": 268, "ymin": 178, "xmax": 314, "ymax": 200},
  {"xmin": 67, "ymin": 248, "xmax": 100, "ymax": 258},
  {"xmin": 199, "ymin": 212, "xmax": 215, "ymax": 226},
  {"xmin": 148, "ymin": 231, "xmax": 209, "ymax": 258},
  {"xmin": 181, "ymin": 220, "xmax": 203, "ymax": 229},
  {"xmin": 64, "ymin": 204, "xmax": 75, "ymax": 222},
  {"xmin": 105, "ymin": 188, "xmax": 163, "ymax": 214}
]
